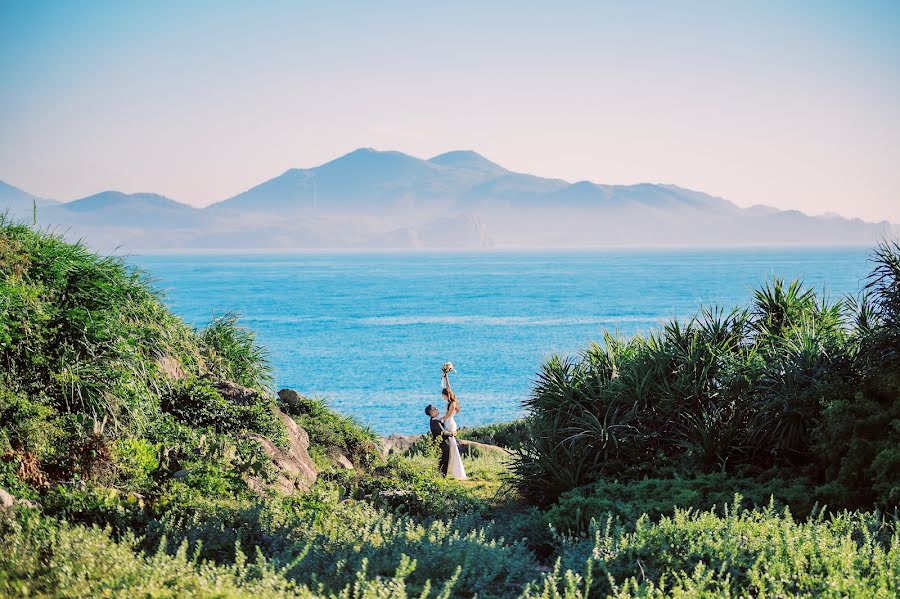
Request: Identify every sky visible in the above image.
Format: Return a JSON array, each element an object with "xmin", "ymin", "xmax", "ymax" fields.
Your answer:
[{"xmin": 1, "ymin": 1, "xmax": 899, "ymax": 222}]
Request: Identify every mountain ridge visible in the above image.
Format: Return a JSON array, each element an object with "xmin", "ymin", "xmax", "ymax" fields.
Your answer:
[{"xmin": 1, "ymin": 148, "xmax": 895, "ymax": 251}]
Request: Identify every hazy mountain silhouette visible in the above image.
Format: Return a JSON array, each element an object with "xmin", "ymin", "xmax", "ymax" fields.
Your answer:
[
  {"xmin": 2, "ymin": 148, "xmax": 895, "ymax": 251},
  {"xmin": 0, "ymin": 181, "xmax": 57, "ymax": 220}
]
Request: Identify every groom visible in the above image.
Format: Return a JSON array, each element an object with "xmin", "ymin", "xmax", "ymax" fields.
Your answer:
[{"xmin": 425, "ymin": 404, "xmax": 455, "ymax": 477}]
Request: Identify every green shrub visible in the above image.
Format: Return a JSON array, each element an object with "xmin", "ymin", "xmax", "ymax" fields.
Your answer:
[
  {"xmin": 529, "ymin": 502, "xmax": 900, "ymax": 599},
  {"xmin": 366, "ymin": 456, "xmax": 484, "ymax": 517},
  {"xmin": 0, "ymin": 221, "xmax": 203, "ymax": 430},
  {"xmin": 0, "ymin": 508, "xmax": 313, "ymax": 598},
  {"xmin": 546, "ymin": 474, "xmax": 814, "ymax": 536},
  {"xmin": 0, "ymin": 384, "xmax": 56, "ymax": 457},
  {"xmin": 39, "ymin": 484, "xmax": 149, "ymax": 533},
  {"xmin": 513, "ymin": 240, "xmax": 900, "ymax": 510},
  {"xmin": 199, "ymin": 312, "xmax": 273, "ymax": 392},
  {"xmin": 161, "ymin": 377, "xmax": 283, "ymax": 440},
  {"xmin": 111, "ymin": 437, "xmax": 159, "ymax": 491}
]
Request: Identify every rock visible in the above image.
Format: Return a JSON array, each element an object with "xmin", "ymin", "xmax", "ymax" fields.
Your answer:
[
  {"xmin": 378, "ymin": 434, "xmax": 510, "ymax": 459},
  {"xmin": 457, "ymin": 439, "xmax": 511, "ymax": 458},
  {"xmin": 250, "ymin": 411, "xmax": 318, "ymax": 494},
  {"xmin": 326, "ymin": 446, "xmax": 355, "ymax": 470},
  {"xmin": 172, "ymin": 469, "xmax": 192, "ymax": 479},
  {"xmin": 277, "ymin": 388, "xmax": 302, "ymax": 410},
  {"xmin": 156, "ymin": 355, "xmax": 187, "ymax": 380},
  {"xmin": 212, "ymin": 381, "xmax": 259, "ymax": 405},
  {"xmin": 379, "ymin": 434, "xmax": 422, "ymax": 456},
  {"xmin": 378, "ymin": 489, "xmax": 411, "ymax": 500},
  {"xmin": 0, "ymin": 488, "xmax": 14, "ymax": 509}
]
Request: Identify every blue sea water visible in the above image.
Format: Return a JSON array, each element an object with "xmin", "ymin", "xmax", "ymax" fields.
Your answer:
[{"xmin": 130, "ymin": 247, "xmax": 872, "ymax": 434}]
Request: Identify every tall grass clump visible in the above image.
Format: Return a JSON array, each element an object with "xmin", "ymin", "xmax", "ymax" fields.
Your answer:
[{"xmin": 513, "ymin": 240, "xmax": 900, "ymax": 510}]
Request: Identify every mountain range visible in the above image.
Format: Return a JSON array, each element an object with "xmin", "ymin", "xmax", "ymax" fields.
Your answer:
[{"xmin": 1, "ymin": 149, "xmax": 895, "ymax": 251}]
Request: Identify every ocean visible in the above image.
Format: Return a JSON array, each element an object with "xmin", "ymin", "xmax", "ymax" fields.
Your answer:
[{"xmin": 130, "ymin": 247, "xmax": 872, "ymax": 434}]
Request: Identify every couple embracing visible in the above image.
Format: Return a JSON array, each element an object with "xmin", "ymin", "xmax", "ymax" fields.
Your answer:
[{"xmin": 425, "ymin": 362, "xmax": 467, "ymax": 480}]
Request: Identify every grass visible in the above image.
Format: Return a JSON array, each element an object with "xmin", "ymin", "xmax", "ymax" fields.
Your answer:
[{"xmin": 401, "ymin": 444, "xmax": 512, "ymax": 501}]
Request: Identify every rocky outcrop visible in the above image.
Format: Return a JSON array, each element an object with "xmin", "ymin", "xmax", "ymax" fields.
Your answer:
[
  {"xmin": 326, "ymin": 446, "xmax": 355, "ymax": 470},
  {"xmin": 0, "ymin": 487, "xmax": 36, "ymax": 510},
  {"xmin": 378, "ymin": 434, "xmax": 510, "ymax": 459},
  {"xmin": 156, "ymin": 355, "xmax": 187, "ymax": 380},
  {"xmin": 212, "ymin": 380, "xmax": 259, "ymax": 405},
  {"xmin": 380, "ymin": 434, "xmax": 422, "ymax": 456},
  {"xmin": 457, "ymin": 439, "xmax": 511, "ymax": 458},
  {"xmin": 277, "ymin": 388, "xmax": 302, "ymax": 411},
  {"xmin": 249, "ymin": 411, "xmax": 317, "ymax": 494}
]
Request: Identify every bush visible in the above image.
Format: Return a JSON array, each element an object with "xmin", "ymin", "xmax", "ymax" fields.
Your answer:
[
  {"xmin": 199, "ymin": 313, "xmax": 273, "ymax": 392},
  {"xmin": 512, "ymin": 240, "xmax": 900, "ymax": 510},
  {"xmin": 529, "ymin": 502, "xmax": 900, "ymax": 599},
  {"xmin": 161, "ymin": 377, "xmax": 283, "ymax": 440},
  {"xmin": 0, "ymin": 508, "xmax": 313, "ymax": 598},
  {"xmin": 111, "ymin": 437, "xmax": 159, "ymax": 491},
  {"xmin": 0, "ymin": 385, "xmax": 56, "ymax": 457},
  {"xmin": 0, "ymin": 221, "xmax": 204, "ymax": 430},
  {"xmin": 546, "ymin": 474, "xmax": 814, "ymax": 536}
]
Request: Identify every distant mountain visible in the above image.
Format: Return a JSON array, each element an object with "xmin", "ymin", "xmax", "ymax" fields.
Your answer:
[
  {"xmin": 0, "ymin": 181, "xmax": 57, "ymax": 220},
  {"xmin": 57, "ymin": 191, "xmax": 200, "ymax": 227},
  {"xmin": 428, "ymin": 150, "xmax": 509, "ymax": 175},
  {"xmin": 2, "ymin": 148, "xmax": 895, "ymax": 251}
]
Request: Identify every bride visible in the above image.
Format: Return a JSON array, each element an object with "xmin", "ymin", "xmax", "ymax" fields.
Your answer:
[{"xmin": 440, "ymin": 366, "xmax": 467, "ymax": 480}]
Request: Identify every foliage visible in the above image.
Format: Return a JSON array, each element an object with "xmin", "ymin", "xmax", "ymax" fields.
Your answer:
[
  {"xmin": 0, "ymin": 384, "xmax": 57, "ymax": 458},
  {"xmin": 545, "ymin": 474, "xmax": 814, "ymax": 536},
  {"xmin": 200, "ymin": 312, "xmax": 273, "ymax": 392},
  {"xmin": 512, "ymin": 241, "xmax": 900, "ymax": 509},
  {"xmin": 3, "ymin": 222, "xmax": 899, "ymax": 598},
  {"xmin": 162, "ymin": 377, "xmax": 284, "ymax": 440},
  {"xmin": 0, "ymin": 220, "xmax": 199, "ymax": 430},
  {"xmin": 526, "ymin": 501, "xmax": 900, "ymax": 599}
]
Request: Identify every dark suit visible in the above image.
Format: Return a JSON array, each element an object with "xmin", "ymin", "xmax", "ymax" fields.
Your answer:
[{"xmin": 430, "ymin": 417, "xmax": 452, "ymax": 476}]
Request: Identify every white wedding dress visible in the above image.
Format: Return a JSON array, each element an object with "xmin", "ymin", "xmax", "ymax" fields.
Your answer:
[{"xmin": 443, "ymin": 415, "xmax": 467, "ymax": 480}]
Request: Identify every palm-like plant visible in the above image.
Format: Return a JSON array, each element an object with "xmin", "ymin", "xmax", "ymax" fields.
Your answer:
[{"xmin": 867, "ymin": 239, "xmax": 900, "ymax": 327}]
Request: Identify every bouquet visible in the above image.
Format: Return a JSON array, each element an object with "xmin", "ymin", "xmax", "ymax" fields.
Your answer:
[{"xmin": 442, "ymin": 362, "xmax": 455, "ymax": 374}]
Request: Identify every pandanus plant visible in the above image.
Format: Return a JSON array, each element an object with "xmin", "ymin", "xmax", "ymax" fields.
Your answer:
[{"xmin": 512, "ymin": 240, "xmax": 900, "ymax": 505}]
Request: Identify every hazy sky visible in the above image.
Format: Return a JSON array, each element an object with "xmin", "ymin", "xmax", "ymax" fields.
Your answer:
[{"xmin": 1, "ymin": 1, "xmax": 899, "ymax": 222}]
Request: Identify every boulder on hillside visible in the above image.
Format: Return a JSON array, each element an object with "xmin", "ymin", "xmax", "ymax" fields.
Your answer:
[
  {"xmin": 378, "ymin": 434, "xmax": 509, "ymax": 459},
  {"xmin": 156, "ymin": 355, "xmax": 187, "ymax": 380},
  {"xmin": 277, "ymin": 388, "xmax": 302, "ymax": 411},
  {"xmin": 212, "ymin": 380, "xmax": 259, "ymax": 405},
  {"xmin": 326, "ymin": 446, "xmax": 355, "ymax": 470},
  {"xmin": 0, "ymin": 487, "xmax": 36, "ymax": 510},
  {"xmin": 457, "ymin": 439, "xmax": 511, "ymax": 458},
  {"xmin": 249, "ymin": 411, "xmax": 317, "ymax": 494},
  {"xmin": 0, "ymin": 487, "xmax": 14, "ymax": 509},
  {"xmin": 380, "ymin": 434, "xmax": 422, "ymax": 456}
]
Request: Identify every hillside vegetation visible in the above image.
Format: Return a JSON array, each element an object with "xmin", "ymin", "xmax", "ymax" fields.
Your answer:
[
  {"xmin": 0, "ymin": 220, "xmax": 898, "ymax": 598},
  {"xmin": 512, "ymin": 240, "xmax": 900, "ymax": 518}
]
